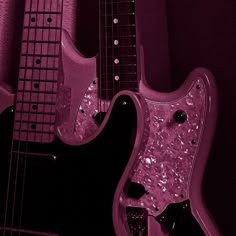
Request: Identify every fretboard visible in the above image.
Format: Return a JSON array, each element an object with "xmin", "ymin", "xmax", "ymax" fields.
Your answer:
[
  {"xmin": 13, "ymin": 0, "xmax": 63, "ymax": 143},
  {"xmin": 98, "ymin": 0, "xmax": 138, "ymax": 99}
]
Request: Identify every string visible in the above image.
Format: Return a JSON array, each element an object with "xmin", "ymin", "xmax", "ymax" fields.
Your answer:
[
  {"xmin": 16, "ymin": 0, "xmax": 42, "ymax": 233},
  {"xmin": 14, "ymin": 0, "xmax": 39, "ymax": 234},
  {"xmin": 2, "ymin": 0, "xmax": 63, "ymax": 234},
  {"xmin": 3, "ymin": 0, "xmax": 34, "ymax": 235},
  {"xmin": 98, "ymin": 0, "xmax": 103, "ymax": 114}
]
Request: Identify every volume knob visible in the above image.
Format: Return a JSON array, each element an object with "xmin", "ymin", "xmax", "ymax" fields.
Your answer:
[{"xmin": 173, "ymin": 110, "xmax": 187, "ymax": 124}]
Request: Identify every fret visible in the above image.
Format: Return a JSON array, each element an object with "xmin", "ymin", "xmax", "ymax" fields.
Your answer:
[
  {"xmin": 19, "ymin": 78, "xmax": 58, "ymax": 83},
  {"xmin": 104, "ymin": 24, "xmax": 135, "ymax": 28},
  {"xmin": 100, "ymin": 45, "xmax": 136, "ymax": 50},
  {"xmin": 16, "ymin": 102, "xmax": 56, "ymax": 114},
  {"xmin": 22, "ymin": 28, "xmax": 61, "ymax": 42},
  {"xmin": 24, "ymin": 0, "xmax": 63, "ymax": 13},
  {"xmin": 14, "ymin": 122, "xmax": 55, "ymax": 132},
  {"xmin": 13, "ymin": 131, "xmax": 55, "ymax": 143},
  {"xmin": 101, "ymin": 63, "xmax": 137, "ymax": 68},
  {"xmin": 99, "ymin": 68, "xmax": 137, "ymax": 78},
  {"xmin": 15, "ymin": 120, "xmax": 55, "ymax": 126},
  {"xmin": 17, "ymin": 90, "xmax": 57, "ymax": 95},
  {"xmin": 21, "ymin": 42, "xmax": 60, "ymax": 55},
  {"xmin": 16, "ymin": 100, "xmax": 56, "ymax": 106},
  {"xmin": 100, "ymin": 86, "xmax": 138, "ymax": 91},
  {"xmin": 99, "ymin": 2, "xmax": 135, "ymax": 15},
  {"xmin": 20, "ymin": 55, "xmax": 59, "ymax": 69},
  {"xmin": 22, "ymin": 40, "xmax": 60, "ymax": 44},
  {"xmin": 14, "ymin": 128, "xmax": 54, "ymax": 134},
  {"xmin": 99, "ymin": 47, "xmax": 136, "ymax": 56},
  {"xmin": 16, "ymin": 92, "xmax": 57, "ymax": 104},
  {"xmin": 24, "ymin": 26, "xmax": 61, "ymax": 30},
  {"xmin": 14, "ymin": 112, "xmax": 56, "ymax": 124},
  {"xmin": 15, "ymin": 110, "xmax": 56, "ymax": 116},
  {"xmin": 17, "ymin": 80, "xmax": 58, "ymax": 93},
  {"xmin": 19, "ymin": 66, "xmax": 58, "ymax": 71},
  {"xmin": 103, "ymin": 54, "xmax": 137, "ymax": 59},
  {"xmin": 100, "ymin": 13, "xmax": 135, "ymax": 17},
  {"xmin": 21, "ymin": 53, "xmax": 60, "ymax": 58},
  {"xmin": 16, "ymin": 106, "xmax": 55, "ymax": 115},
  {"xmin": 101, "ymin": 27, "xmax": 136, "ymax": 40},
  {"xmin": 99, "ymin": 81, "xmax": 139, "ymax": 86},
  {"xmin": 19, "ymin": 68, "xmax": 58, "ymax": 80},
  {"xmin": 100, "ymin": 72, "xmax": 137, "ymax": 77},
  {"xmin": 104, "ymin": 34, "xmax": 136, "ymax": 39},
  {"xmin": 25, "ymin": 11, "xmax": 62, "ymax": 14},
  {"xmin": 99, "ymin": 0, "xmax": 135, "ymax": 4}
]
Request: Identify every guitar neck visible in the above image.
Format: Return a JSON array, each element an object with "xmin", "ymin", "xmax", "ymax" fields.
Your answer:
[
  {"xmin": 13, "ymin": 0, "xmax": 63, "ymax": 143},
  {"xmin": 98, "ymin": 0, "xmax": 139, "ymax": 99}
]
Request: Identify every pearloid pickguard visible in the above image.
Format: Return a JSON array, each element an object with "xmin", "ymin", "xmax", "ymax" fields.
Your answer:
[
  {"xmin": 75, "ymin": 78, "xmax": 206, "ymax": 217},
  {"xmin": 121, "ymin": 79, "xmax": 206, "ymax": 216}
]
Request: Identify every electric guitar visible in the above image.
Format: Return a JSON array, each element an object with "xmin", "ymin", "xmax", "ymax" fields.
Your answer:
[
  {"xmin": 100, "ymin": 1, "xmax": 221, "ymax": 236},
  {"xmin": 0, "ymin": 0, "xmax": 146, "ymax": 235}
]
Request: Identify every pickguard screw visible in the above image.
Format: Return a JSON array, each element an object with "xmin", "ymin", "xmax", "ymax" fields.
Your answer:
[{"xmin": 191, "ymin": 139, "xmax": 196, "ymax": 145}]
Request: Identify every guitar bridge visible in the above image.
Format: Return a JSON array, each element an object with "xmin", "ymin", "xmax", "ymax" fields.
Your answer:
[{"xmin": 126, "ymin": 206, "xmax": 148, "ymax": 236}]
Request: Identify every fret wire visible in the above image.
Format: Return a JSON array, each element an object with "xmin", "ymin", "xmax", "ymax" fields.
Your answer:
[
  {"xmin": 15, "ymin": 110, "xmax": 56, "ymax": 115},
  {"xmin": 100, "ymin": 13, "xmax": 135, "ymax": 17},
  {"xmin": 25, "ymin": 11, "xmax": 61, "ymax": 14},
  {"xmin": 19, "ymin": 66, "xmax": 58, "ymax": 71},
  {"xmin": 16, "ymin": 101, "xmax": 56, "ymax": 105},
  {"xmin": 17, "ymin": 90, "xmax": 57, "ymax": 95},
  {"xmin": 100, "ymin": 1, "xmax": 135, "ymax": 4},
  {"xmin": 15, "ymin": 120, "xmax": 55, "ymax": 125},
  {"xmin": 21, "ymin": 53, "xmax": 60, "ymax": 57},
  {"xmin": 19, "ymin": 78, "xmax": 58, "ymax": 83},
  {"xmin": 14, "ymin": 129, "xmax": 55, "ymax": 135},
  {"xmin": 22, "ymin": 40, "xmax": 60, "ymax": 44},
  {"xmin": 24, "ymin": 26, "xmax": 61, "ymax": 30}
]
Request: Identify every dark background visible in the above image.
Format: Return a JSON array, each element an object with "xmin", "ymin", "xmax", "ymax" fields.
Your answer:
[{"xmin": 1, "ymin": 0, "xmax": 235, "ymax": 235}]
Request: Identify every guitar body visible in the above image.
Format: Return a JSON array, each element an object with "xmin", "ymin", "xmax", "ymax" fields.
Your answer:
[
  {"xmin": 113, "ymin": 68, "xmax": 220, "ymax": 236},
  {"xmin": 0, "ymin": 89, "xmax": 147, "ymax": 235}
]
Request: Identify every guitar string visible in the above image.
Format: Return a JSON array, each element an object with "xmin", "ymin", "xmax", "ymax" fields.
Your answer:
[
  {"xmin": 104, "ymin": 0, "xmax": 108, "ymax": 111},
  {"xmin": 17, "ymin": 0, "xmax": 42, "ymax": 234},
  {"xmin": 2, "ymin": 0, "xmax": 34, "ymax": 235},
  {"xmin": 17, "ymin": 0, "xmax": 37, "ymax": 232},
  {"xmin": 98, "ymin": 0, "xmax": 101, "ymax": 114},
  {"xmin": 16, "ymin": 0, "xmax": 62, "ymax": 234},
  {"xmin": 5, "ymin": 0, "xmax": 60, "ymax": 234},
  {"xmin": 14, "ymin": 0, "xmax": 38, "ymax": 234}
]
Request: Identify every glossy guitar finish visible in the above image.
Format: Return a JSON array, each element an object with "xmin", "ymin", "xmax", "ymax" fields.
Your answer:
[
  {"xmin": 113, "ymin": 69, "xmax": 221, "ymax": 235},
  {"xmin": 0, "ymin": 90, "xmax": 148, "ymax": 235}
]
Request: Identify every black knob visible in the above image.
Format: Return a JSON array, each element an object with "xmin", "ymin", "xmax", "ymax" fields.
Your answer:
[
  {"xmin": 173, "ymin": 110, "xmax": 187, "ymax": 124},
  {"xmin": 127, "ymin": 182, "xmax": 146, "ymax": 199}
]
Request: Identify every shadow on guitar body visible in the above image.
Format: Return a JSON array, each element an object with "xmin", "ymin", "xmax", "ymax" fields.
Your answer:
[{"xmin": 0, "ymin": 92, "xmax": 143, "ymax": 235}]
